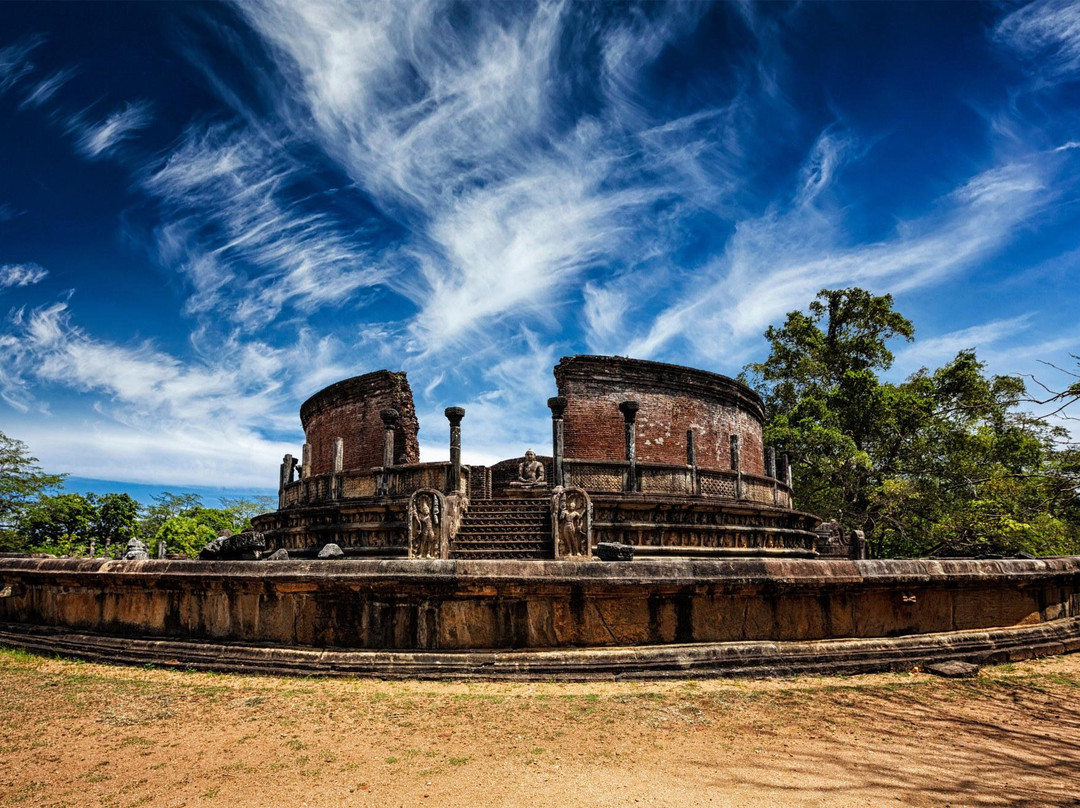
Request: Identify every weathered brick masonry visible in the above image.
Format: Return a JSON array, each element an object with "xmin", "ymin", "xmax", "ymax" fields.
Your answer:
[
  {"xmin": 300, "ymin": 370, "xmax": 419, "ymax": 475},
  {"xmin": 555, "ymin": 355, "xmax": 766, "ymax": 474}
]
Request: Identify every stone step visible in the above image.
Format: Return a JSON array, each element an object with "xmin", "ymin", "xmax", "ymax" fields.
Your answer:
[
  {"xmin": 455, "ymin": 533, "xmax": 549, "ymax": 543},
  {"xmin": 451, "ymin": 549, "xmax": 550, "ymax": 559},
  {"xmin": 452, "ymin": 542, "xmax": 552, "ymax": 552}
]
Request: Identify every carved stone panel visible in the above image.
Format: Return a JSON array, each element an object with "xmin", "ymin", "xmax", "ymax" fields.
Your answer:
[
  {"xmin": 552, "ymin": 486, "xmax": 592, "ymax": 559},
  {"xmin": 408, "ymin": 489, "xmax": 448, "ymax": 559}
]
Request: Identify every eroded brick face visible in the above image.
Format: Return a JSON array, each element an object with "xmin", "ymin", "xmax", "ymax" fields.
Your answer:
[
  {"xmin": 555, "ymin": 356, "xmax": 766, "ymax": 474},
  {"xmin": 301, "ymin": 371, "xmax": 420, "ymax": 475}
]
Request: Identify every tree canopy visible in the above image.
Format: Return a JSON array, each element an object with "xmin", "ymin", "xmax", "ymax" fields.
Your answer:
[{"xmin": 745, "ymin": 288, "xmax": 1080, "ymax": 557}]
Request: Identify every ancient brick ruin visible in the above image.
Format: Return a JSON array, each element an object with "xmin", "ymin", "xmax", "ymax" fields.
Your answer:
[{"xmin": 252, "ymin": 355, "xmax": 821, "ymax": 559}]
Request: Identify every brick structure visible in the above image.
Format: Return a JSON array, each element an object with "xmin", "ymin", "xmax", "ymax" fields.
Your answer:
[
  {"xmin": 300, "ymin": 371, "xmax": 419, "ymax": 476},
  {"xmin": 555, "ymin": 355, "xmax": 765, "ymax": 474},
  {"xmin": 256, "ymin": 355, "xmax": 818, "ymax": 559}
]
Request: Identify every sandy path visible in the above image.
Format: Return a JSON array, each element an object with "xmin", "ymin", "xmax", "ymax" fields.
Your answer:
[{"xmin": 1, "ymin": 649, "xmax": 1078, "ymax": 807}]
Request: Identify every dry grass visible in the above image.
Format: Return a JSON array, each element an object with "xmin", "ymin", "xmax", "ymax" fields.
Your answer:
[{"xmin": 1, "ymin": 647, "xmax": 1079, "ymax": 807}]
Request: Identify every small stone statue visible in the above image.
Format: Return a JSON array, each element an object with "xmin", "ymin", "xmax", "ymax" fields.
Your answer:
[
  {"xmin": 511, "ymin": 449, "xmax": 547, "ymax": 488},
  {"xmin": 122, "ymin": 538, "xmax": 150, "ymax": 561},
  {"xmin": 412, "ymin": 493, "xmax": 441, "ymax": 558},
  {"xmin": 557, "ymin": 489, "xmax": 587, "ymax": 556}
]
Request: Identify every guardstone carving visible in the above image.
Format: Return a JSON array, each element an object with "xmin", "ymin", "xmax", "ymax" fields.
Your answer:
[
  {"xmin": 409, "ymin": 489, "xmax": 448, "ymax": 559},
  {"xmin": 552, "ymin": 486, "xmax": 591, "ymax": 558}
]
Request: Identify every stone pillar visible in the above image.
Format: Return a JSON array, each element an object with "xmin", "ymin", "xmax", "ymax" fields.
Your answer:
[
  {"xmin": 380, "ymin": 408, "xmax": 399, "ymax": 467},
  {"xmin": 445, "ymin": 406, "xmax": 465, "ymax": 493},
  {"xmin": 301, "ymin": 443, "xmax": 311, "ymax": 479},
  {"xmin": 687, "ymin": 429, "xmax": 699, "ymax": 496},
  {"xmin": 619, "ymin": 401, "xmax": 639, "ymax": 493},
  {"xmin": 548, "ymin": 396, "xmax": 567, "ymax": 488},
  {"xmin": 332, "ymin": 438, "xmax": 344, "ymax": 473},
  {"xmin": 278, "ymin": 453, "xmax": 296, "ymax": 508},
  {"xmin": 780, "ymin": 451, "xmax": 792, "ymax": 488},
  {"xmin": 730, "ymin": 434, "xmax": 744, "ymax": 499},
  {"xmin": 766, "ymin": 446, "xmax": 778, "ymax": 505}
]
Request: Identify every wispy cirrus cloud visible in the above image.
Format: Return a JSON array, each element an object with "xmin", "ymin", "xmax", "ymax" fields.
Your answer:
[
  {"xmin": 71, "ymin": 100, "xmax": 153, "ymax": 158},
  {"xmin": 0, "ymin": 301, "xmax": 298, "ymax": 485},
  {"xmin": 235, "ymin": 0, "xmax": 711, "ymax": 352},
  {"xmin": 0, "ymin": 35, "xmax": 43, "ymax": 92},
  {"xmin": 618, "ymin": 130, "xmax": 1056, "ymax": 367},
  {"xmin": 995, "ymin": 0, "xmax": 1080, "ymax": 80},
  {"xmin": 0, "ymin": 263, "xmax": 49, "ymax": 288},
  {"xmin": 145, "ymin": 123, "xmax": 387, "ymax": 325},
  {"xmin": 19, "ymin": 66, "xmax": 76, "ymax": 109}
]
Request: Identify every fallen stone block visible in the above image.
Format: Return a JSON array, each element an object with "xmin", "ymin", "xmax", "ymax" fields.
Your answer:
[
  {"xmin": 924, "ymin": 660, "xmax": 979, "ymax": 678},
  {"xmin": 595, "ymin": 542, "xmax": 634, "ymax": 562}
]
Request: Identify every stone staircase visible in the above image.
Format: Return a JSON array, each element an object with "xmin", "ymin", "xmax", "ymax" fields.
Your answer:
[{"xmin": 450, "ymin": 497, "xmax": 553, "ymax": 559}]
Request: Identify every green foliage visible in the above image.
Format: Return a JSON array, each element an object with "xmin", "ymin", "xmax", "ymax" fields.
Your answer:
[
  {"xmin": 18, "ymin": 493, "xmax": 96, "ymax": 555},
  {"xmin": 138, "ymin": 492, "xmax": 204, "ymax": 543},
  {"xmin": 747, "ymin": 288, "xmax": 1080, "ymax": 558},
  {"xmin": 88, "ymin": 493, "xmax": 139, "ymax": 555},
  {"xmin": 219, "ymin": 496, "xmax": 276, "ymax": 530},
  {"xmin": 0, "ymin": 430, "xmax": 65, "ymax": 547},
  {"xmin": 152, "ymin": 516, "xmax": 217, "ymax": 559}
]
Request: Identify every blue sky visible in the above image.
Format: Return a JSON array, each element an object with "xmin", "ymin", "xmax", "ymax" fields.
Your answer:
[{"xmin": 1, "ymin": 0, "xmax": 1078, "ymax": 500}]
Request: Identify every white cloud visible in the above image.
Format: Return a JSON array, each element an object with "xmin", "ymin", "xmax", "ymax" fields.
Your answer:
[
  {"xmin": 19, "ymin": 67, "xmax": 76, "ymax": 109},
  {"xmin": 145, "ymin": 123, "xmax": 387, "ymax": 325},
  {"xmin": 622, "ymin": 143, "xmax": 1053, "ymax": 368},
  {"xmin": 893, "ymin": 314, "xmax": 1036, "ymax": 375},
  {"xmin": 0, "ymin": 302, "xmax": 302, "ymax": 486},
  {"xmin": 995, "ymin": 0, "xmax": 1080, "ymax": 79},
  {"xmin": 0, "ymin": 35, "xmax": 42, "ymax": 92},
  {"xmin": 72, "ymin": 100, "xmax": 153, "ymax": 158},
  {"xmin": 235, "ymin": 0, "xmax": 700, "ymax": 352},
  {"xmin": 0, "ymin": 263, "xmax": 49, "ymax": 288}
]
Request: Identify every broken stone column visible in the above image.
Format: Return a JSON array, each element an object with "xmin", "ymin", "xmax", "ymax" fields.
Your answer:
[
  {"xmin": 687, "ymin": 429, "xmax": 699, "ymax": 495},
  {"xmin": 445, "ymin": 406, "xmax": 465, "ymax": 493},
  {"xmin": 548, "ymin": 396, "xmax": 567, "ymax": 488},
  {"xmin": 332, "ymin": 438, "xmax": 344, "ymax": 473},
  {"xmin": 380, "ymin": 408, "xmax": 399, "ymax": 467},
  {"xmin": 278, "ymin": 453, "xmax": 296, "ymax": 508},
  {"xmin": 779, "ymin": 451, "xmax": 792, "ymax": 489},
  {"xmin": 619, "ymin": 400, "xmax": 639, "ymax": 493},
  {"xmin": 730, "ymin": 434, "xmax": 744, "ymax": 499},
  {"xmin": 301, "ymin": 443, "xmax": 311, "ymax": 479},
  {"xmin": 766, "ymin": 447, "xmax": 778, "ymax": 505}
]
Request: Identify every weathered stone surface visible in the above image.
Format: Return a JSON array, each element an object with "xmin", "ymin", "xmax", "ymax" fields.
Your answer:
[
  {"xmin": 595, "ymin": 542, "xmax": 634, "ymax": 561},
  {"xmin": 198, "ymin": 530, "xmax": 266, "ymax": 561},
  {"xmin": 4, "ymin": 555, "xmax": 1074, "ymax": 657},
  {"xmin": 266, "ymin": 549, "xmax": 290, "ymax": 561},
  {"xmin": 924, "ymin": 660, "xmax": 980, "ymax": 678},
  {"xmin": 317, "ymin": 543, "xmax": 344, "ymax": 559}
]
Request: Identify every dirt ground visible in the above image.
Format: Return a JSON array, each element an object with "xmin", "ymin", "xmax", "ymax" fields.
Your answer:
[{"xmin": 1, "ymin": 649, "xmax": 1079, "ymax": 808}]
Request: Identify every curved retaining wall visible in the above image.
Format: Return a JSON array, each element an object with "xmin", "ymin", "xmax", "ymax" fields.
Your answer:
[{"xmin": 1, "ymin": 557, "xmax": 1078, "ymax": 677}]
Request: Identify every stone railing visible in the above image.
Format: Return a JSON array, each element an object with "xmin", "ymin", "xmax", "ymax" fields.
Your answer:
[
  {"xmin": 281, "ymin": 462, "xmax": 467, "ymax": 508},
  {"xmin": 561, "ymin": 459, "xmax": 792, "ymax": 507}
]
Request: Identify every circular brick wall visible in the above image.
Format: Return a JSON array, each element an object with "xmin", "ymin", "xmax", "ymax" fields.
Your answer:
[
  {"xmin": 300, "ymin": 371, "xmax": 420, "ymax": 476},
  {"xmin": 554, "ymin": 356, "xmax": 766, "ymax": 474}
]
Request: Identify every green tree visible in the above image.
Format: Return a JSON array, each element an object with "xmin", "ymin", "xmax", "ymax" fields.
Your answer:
[
  {"xmin": 219, "ymin": 496, "xmax": 276, "ymax": 530},
  {"xmin": 18, "ymin": 493, "xmax": 96, "ymax": 555},
  {"xmin": 746, "ymin": 288, "xmax": 1080, "ymax": 557},
  {"xmin": 0, "ymin": 431, "xmax": 65, "ymax": 549},
  {"xmin": 88, "ymin": 493, "xmax": 139, "ymax": 557},
  {"xmin": 137, "ymin": 492, "xmax": 203, "ymax": 543},
  {"xmin": 152, "ymin": 516, "xmax": 217, "ymax": 559}
]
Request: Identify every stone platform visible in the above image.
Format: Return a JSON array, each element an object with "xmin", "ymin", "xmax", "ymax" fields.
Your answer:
[{"xmin": 0, "ymin": 556, "xmax": 1078, "ymax": 678}]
